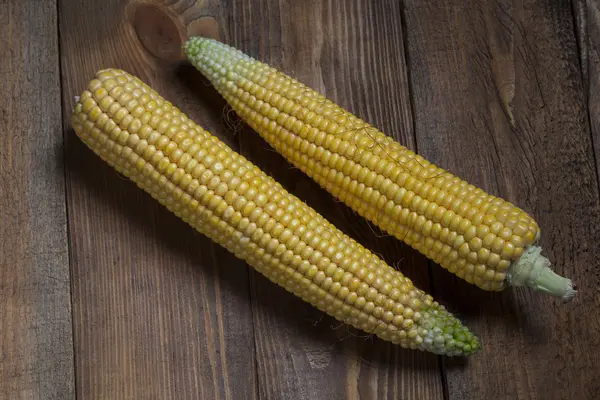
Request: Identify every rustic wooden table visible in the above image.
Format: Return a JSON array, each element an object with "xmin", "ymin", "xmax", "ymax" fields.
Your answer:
[{"xmin": 2, "ymin": 0, "xmax": 599, "ymax": 399}]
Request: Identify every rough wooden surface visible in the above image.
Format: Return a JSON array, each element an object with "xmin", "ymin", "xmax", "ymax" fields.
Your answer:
[
  {"xmin": 403, "ymin": 0, "xmax": 600, "ymax": 398},
  {"xmin": 573, "ymin": 0, "xmax": 600, "ymax": 176},
  {"xmin": 0, "ymin": 1, "xmax": 74, "ymax": 399},
  {"xmin": 2, "ymin": 0, "xmax": 600, "ymax": 399}
]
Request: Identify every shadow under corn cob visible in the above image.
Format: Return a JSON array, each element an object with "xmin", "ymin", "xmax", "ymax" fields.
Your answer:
[
  {"xmin": 184, "ymin": 37, "xmax": 576, "ymax": 301},
  {"xmin": 71, "ymin": 68, "xmax": 479, "ymax": 356}
]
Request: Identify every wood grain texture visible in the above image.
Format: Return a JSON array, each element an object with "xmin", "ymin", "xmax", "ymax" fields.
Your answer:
[
  {"xmin": 572, "ymin": 0, "xmax": 600, "ymax": 178},
  {"xmin": 402, "ymin": 0, "xmax": 600, "ymax": 399},
  {"xmin": 59, "ymin": 0, "xmax": 256, "ymax": 398},
  {"xmin": 0, "ymin": 0, "xmax": 74, "ymax": 399},
  {"xmin": 224, "ymin": 1, "xmax": 444, "ymax": 399}
]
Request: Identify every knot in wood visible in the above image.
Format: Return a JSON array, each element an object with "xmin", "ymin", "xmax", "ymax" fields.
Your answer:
[{"xmin": 132, "ymin": 4, "xmax": 184, "ymax": 61}]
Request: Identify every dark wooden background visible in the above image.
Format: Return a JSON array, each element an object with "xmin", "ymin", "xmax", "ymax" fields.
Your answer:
[{"xmin": 1, "ymin": 0, "xmax": 599, "ymax": 399}]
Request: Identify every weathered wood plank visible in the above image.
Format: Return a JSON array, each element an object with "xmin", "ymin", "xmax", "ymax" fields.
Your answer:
[
  {"xmin": 572, "ymin": 0, "xmax": 600, "ymax": 180},
  {"xmin": 59, "ymin": 0, "xmax": 256, "ymax": 398},
  {"xmin": 225, "ymin": 1, "xmax": 444, "ymax": 399},
  {"xmin": 0, "ymin": 1, "xmax": 74, "ymax": 399},
  {"xmin": 403, "ymin": 0, "xmax": 600, "ymax": 398}
]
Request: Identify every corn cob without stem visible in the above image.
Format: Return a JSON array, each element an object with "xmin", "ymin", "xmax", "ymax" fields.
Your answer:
[
  {"xmin": 71, "ymin": 68, "xmax": 480, "ymax": 356},
  {"xmin": 184, "ymin": 37, "xmax": 576, "ymax": 301}
]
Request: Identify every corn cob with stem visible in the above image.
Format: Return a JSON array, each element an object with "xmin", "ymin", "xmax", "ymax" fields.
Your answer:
[
  {"xmin": 184, "ymin": 37, "xmax": 576, "ymax": 301},
  {"xmin": 71, "ymin": 68, "xmax": 480, "ymax": 356}
]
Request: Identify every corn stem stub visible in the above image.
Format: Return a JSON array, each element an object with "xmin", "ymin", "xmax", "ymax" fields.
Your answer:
[
  {"xmin": 71, "ymin": 68, "xmax": 480, "ymax": 356},
  {"xmin": 184, "ymin": 37, "xmax": 576, "ymax": 302}
]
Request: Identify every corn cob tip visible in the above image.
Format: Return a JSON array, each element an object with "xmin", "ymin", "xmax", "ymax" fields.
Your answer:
[
  {"xmin": 508, "ymin": 246, "xmax": 576, "ymax": 301},
  {"xmin": 414, "ymin": 303, "xmax": 481, "ymax": 356},
  {"xmin": 183, "ymin": 36, "xmax": 215, "ymax": 55},
  {"xmin": 184, "ymin": 36, "xmax": 250, "ymax": 65}
]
